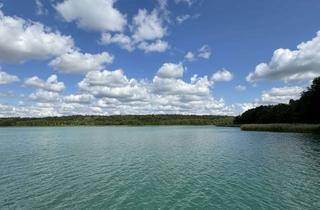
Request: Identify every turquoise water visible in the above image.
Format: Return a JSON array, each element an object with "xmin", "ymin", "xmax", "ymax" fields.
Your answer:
[{"xmin": 0, "ymin": 126, "xmax": 320, "ymax": 209}]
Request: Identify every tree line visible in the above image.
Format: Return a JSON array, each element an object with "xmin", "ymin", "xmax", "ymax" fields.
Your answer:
[
  {"xmin": 234, "ymin": 77, "xmax": 320, "ymax": 124},
  {"xmin": 0, "ymin": 115, "xmax": 234, "ymax": 127}
]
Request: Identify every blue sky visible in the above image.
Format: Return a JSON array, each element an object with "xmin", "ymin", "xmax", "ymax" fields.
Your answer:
[{"xmin": 0, "ymin": 0, "xmax": 320, "ymax": 116}]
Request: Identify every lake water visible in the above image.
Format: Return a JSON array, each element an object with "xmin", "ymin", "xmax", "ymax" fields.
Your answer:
[{"xmin": 0, "ymin": 126, "xmax": 320, "ymax": 209}]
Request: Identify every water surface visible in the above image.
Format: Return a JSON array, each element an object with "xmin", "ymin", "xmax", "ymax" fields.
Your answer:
[{"xmin": 0, "ymin": 126, "xmax": 320, "ymax": 209}]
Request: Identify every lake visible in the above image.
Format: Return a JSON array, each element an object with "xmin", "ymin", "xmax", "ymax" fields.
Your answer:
[{"xmin": 0, "ymin": 126, "xmax": 320, "ymax": 209}]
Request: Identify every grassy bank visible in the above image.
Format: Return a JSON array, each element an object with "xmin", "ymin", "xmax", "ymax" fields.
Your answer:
[
  {"xmin": 0, "ymin": 115, "xmax": 234, "ymax": 127},
  {"xmin": 240, "ymin": 124, "xmax": 320, "ymax": 133}
]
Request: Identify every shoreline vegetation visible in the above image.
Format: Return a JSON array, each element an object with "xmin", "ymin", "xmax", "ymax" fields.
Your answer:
[
  {"xmin": 0, "ymin": 115, "xmax": 234, "ymax": 127},
  {"xmin": 240, "ymin": 124, "xmax": 320, "ymax": 133}
]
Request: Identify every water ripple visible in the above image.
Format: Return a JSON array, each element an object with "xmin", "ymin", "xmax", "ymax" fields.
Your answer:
[{"xmin": 0, "ymin": 127, "xmax": 319, "ymax": 209}]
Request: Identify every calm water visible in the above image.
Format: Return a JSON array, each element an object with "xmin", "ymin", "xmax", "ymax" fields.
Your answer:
[{"xmin": 0, "ymin": 126, "xmax": 320, "ymax": 209}]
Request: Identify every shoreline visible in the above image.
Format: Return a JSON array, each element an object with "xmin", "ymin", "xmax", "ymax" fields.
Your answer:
[
  {"xmin": 240, "ymin": 124, "xmax": 320, "ymax": 133},
  {"xmin": 0, "ymin": 115, "xmax": 235, "ymax": 127}
]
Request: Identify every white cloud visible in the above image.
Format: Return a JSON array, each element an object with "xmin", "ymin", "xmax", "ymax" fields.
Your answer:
[
  {"xmin": 100, "ymin": 33, "xmax": 134, "ymax": 51},
  {"xmin": 138, "ymin": 40, "xmax": 169, "ymax": 53},
  {"xmin": 0, "ymin": 71, "xmax": 19, "ymax": 85},
  {"xmin": 260, "ymin": 86, "xmax": 304, "ymax": 104},
  {"xmin": 49, "ymin": 51, "xmax": 114, "ymax": 74},
  {"xmin": 156, "ymin": 63, "xmax": 184, "ymax": 78},
  {"xmin": 150, "ymin": 74, "xmax": 230, "ymax": 115},
  {"xmin": 79, "ymin": 70, "xmax": 130, "ymax": 88},
  {"xmin": 101, "ymin": 34, "xmax": 169, "ymax": 53},
  {"xmin": 212, "ymin": 69, "xmax": 234, "ymax": 82},
  {"xmin": 100, "ymin": 7, "xmax": 169, "ymax": 53},
  {"xmin": 1, "ymin": 64, "xmax": 235, "ymax": 116},
  {"xmin": 153, "ymin": 75, "xmax": 212, "ymax": 97},
  {"xmin": 64, "ymin": 94, "xmax": 94, "ymax": 104},
  {"xmin": 79, "ymin": 69, "xmax": 148, "ymax": 102},
  {"xmin": 247, "ymin": 31, "xmax": 320, "ymax": 82},
  {"xmin": 0, "ymin": 10, "xmax": 74, "ymax": 63},
  {"xmin": 185, "ymin": 45, "xmax": 212, "ymax": 61},
  {"xmin": 198, "ymin": 45, "xmax": 211, "ymax": 59},
  {"xmin": 132, "ymin": 9, "xmax": 167, "ymax": 41},
  {"xmin": 235, "ymin": 85, "xmax": 247, "ymax": 92},
  {"xmin": 184, "ymin": 51, "xmax": 195, "ymax": 61},
  {"xmin": 29, "ymin": 90, "xmax": 60, "ymax": 102},
  {"xmin": 0, "ymin": 101, "xmax": 107, "ymax": 117},
  {"xmin": 54, "ymin": 0, "xmax": 127, "ymax": 32},
  {"xmin": 76, "ymin": 65, "xmax": 233, "ymax": 115},
  {"xmin": 24, "ymin": 75, "xmax": 65, "ymax": 92}
]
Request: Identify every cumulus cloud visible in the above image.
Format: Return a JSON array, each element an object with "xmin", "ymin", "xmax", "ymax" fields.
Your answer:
[
  {"xmin": 0, "ymin": 101, "xmax": 106, "ymax": 117},
  {"xmin": 0, "ymin": 71, "xmax": 19, "ymax": 85},
  {"xmin": 101, "ymin": 33, "xmax": 169, "ymax": 53},
  {"xmin": 260, "ymin": 86, "xmax": 304, "ymax": 104},
  {"xmin": 138, "ymin": 40, "xmax": 169, "ymax": 53},
  {"xmin": 184, "ymin": 52, "xmax": 195, "ymax": 61},
  {"xmin": 79, "ymin": 70, "xmax": 130, "ymax": 88},
  {"xmin": 247, "ymin": 31, "xmax": 320, "ymax": 82},
  {"xmin": 76, "ymin": 64, "xmax": 233, "ymax": 115},
  {"xmin": 1, "ymin": 63, "xmax": 235, "ymax": 116},
  {"xmin": 63, "ymin": 94, "xmax": 94, "ymax": 104},
  {"xmin": 185, "ymin": 45, "xmax": 212, "ymax": 61},
  {"xmin": 132, "ymin": 9, "xmax": 167, "ymax": 42},
  {"xmin": 99, "ymin": 6, "xmax": 169, "ymax": 53},
  {"xmin": 149, "ymin": 74, "xmax": 228, "ymax": 115},
  {"xmin": 0, "ymin": 10, "xmax": 74, "ymax": 63},
  {"xmin": 212, "ymin": 69, "xmax": 234, "ymax": 82},
  {"xmin": 49, "ymin": 51, "xmax": 114, "ymax": 74},
  {"xmin": 24, "ymin": 75, "xmax": 65, "ymax": 92},
  {"xmin": 54, "ymin": 0, "xmax": 127, "ymax": 32},
  {"xmin": 156, "ymin": 63, "xmax": 184, "ymax": 78},
  {"xmin": 29, "ymin": 90, "xmax": 60, "ymax": 102},
  {"xmin": 79, "ymin": 69, "xmax": 148, "ymax": 102},
  {"xmin": 152, "ymin": 75, "xmax": 212, "ymax": 98},
  {"xmin": 100, "ymin": 33, "xmax": 134, "ymax": 51}
]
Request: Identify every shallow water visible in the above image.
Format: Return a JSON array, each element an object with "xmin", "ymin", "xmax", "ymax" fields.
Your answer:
[{"xmin": 0, "ymin": 126, "xmax": 320, "ymax": 209}]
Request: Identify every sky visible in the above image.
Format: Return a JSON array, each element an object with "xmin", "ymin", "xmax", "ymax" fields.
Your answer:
[{"xmin": 0, "ymin": 0, "xmax": 320, "ymax": 117}]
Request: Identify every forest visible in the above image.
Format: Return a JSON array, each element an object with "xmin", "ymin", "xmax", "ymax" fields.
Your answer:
[{"xmin": 0, "ymin": 115, "xmax": 234, "ymax": 127}]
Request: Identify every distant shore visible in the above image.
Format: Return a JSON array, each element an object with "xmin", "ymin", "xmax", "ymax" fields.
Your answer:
[
  {"xmin": 240, "ymin": 124, "xmax": 320, "ymax": 133},
  {"xmin": 2, "ymin": 116, "xmax": 319, "ymax": 134},
  {"xmin": 0, "ymin": 115, "xmax": 234, "ymax": 127}
]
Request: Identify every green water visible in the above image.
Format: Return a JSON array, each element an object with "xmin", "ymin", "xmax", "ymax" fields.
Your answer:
[{"xmin": 0, "ymin": 126, "xmax": 320, "ymax": 209}]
